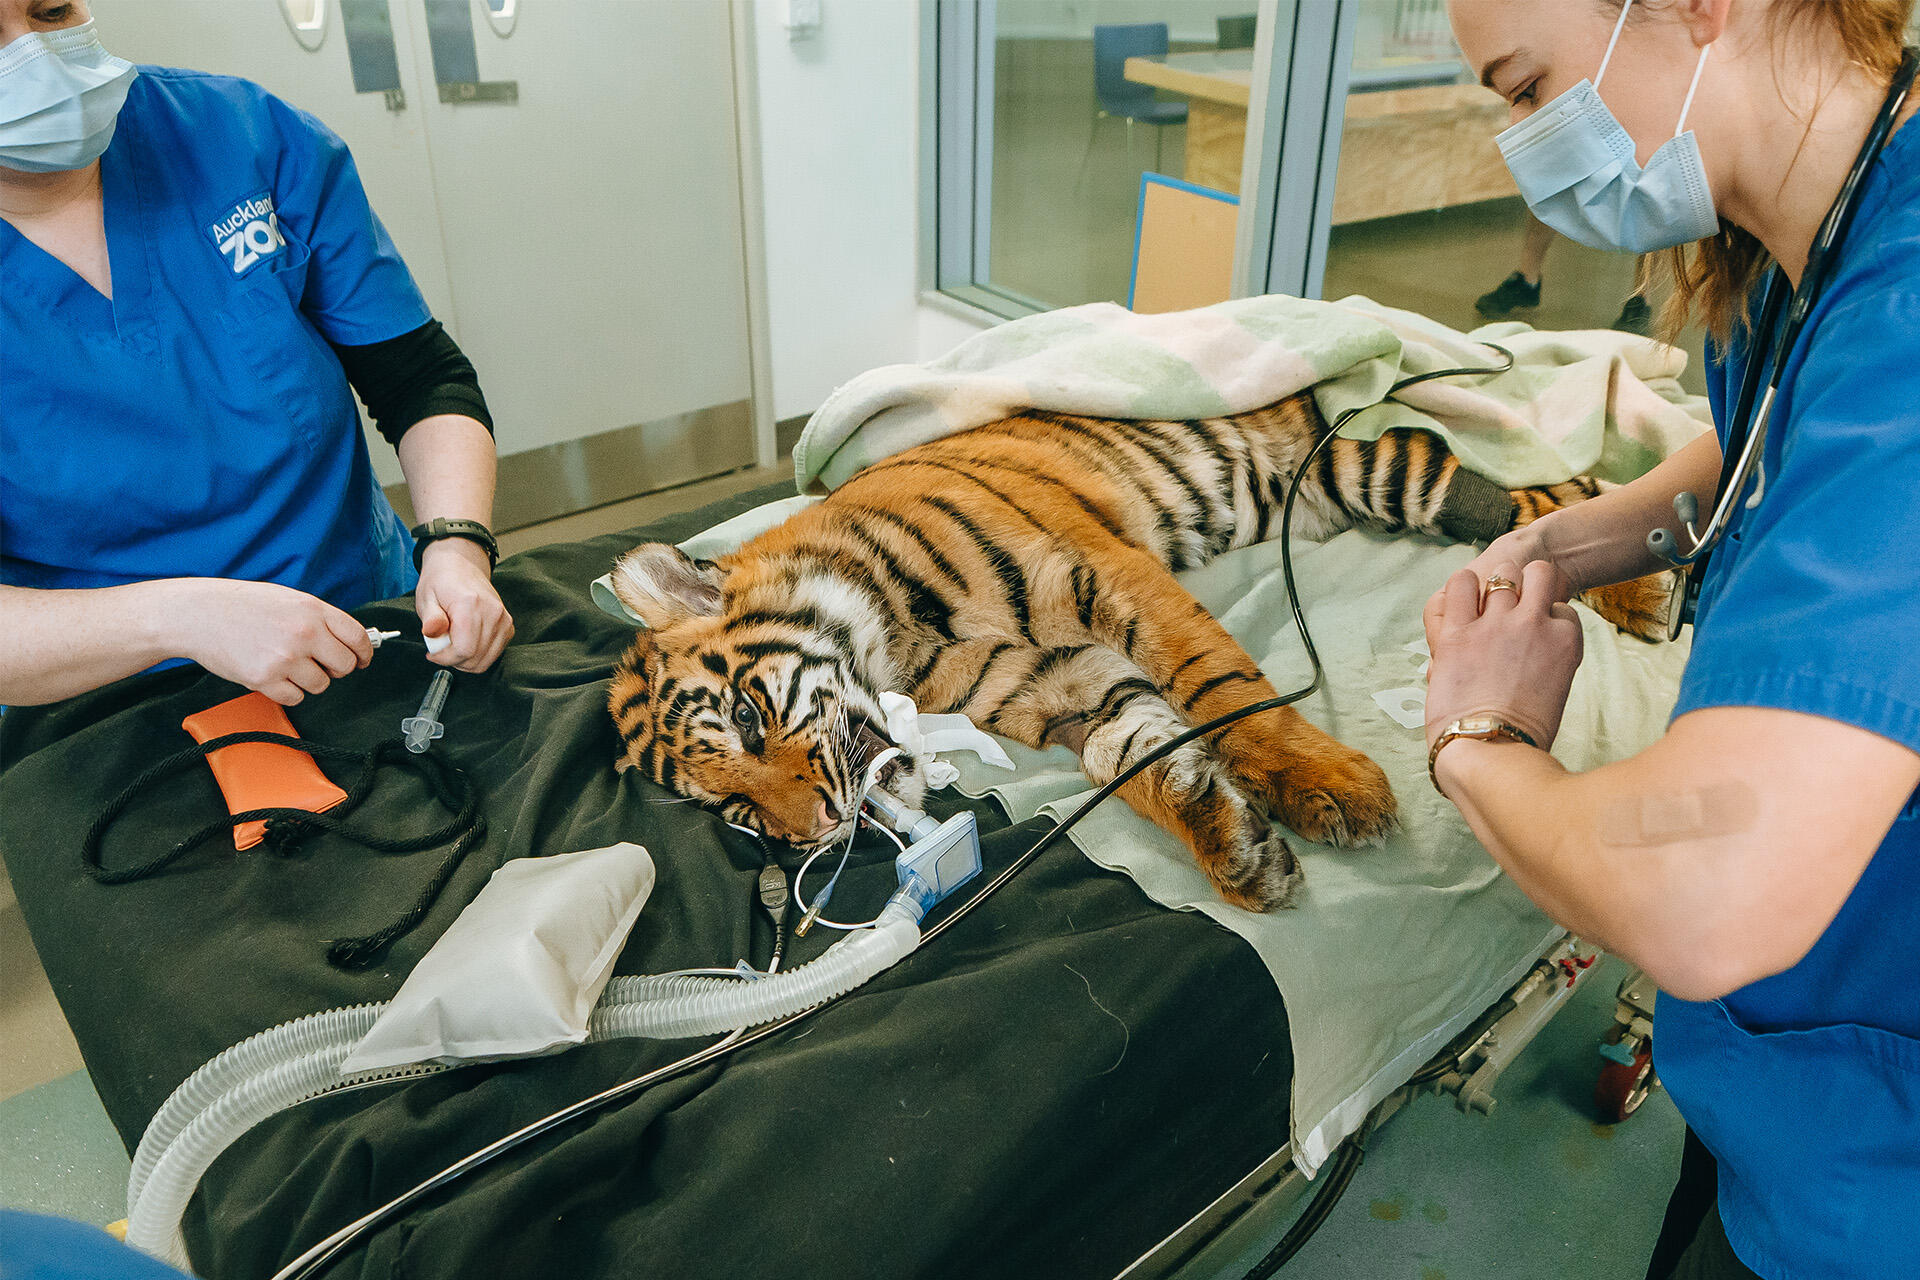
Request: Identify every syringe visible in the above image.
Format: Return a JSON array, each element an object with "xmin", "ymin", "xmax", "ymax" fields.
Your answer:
[
  {"xmin": 401, "ymin": 670, "xmax": 452, "ymax": 753},
  {"xmin": 366, "ymin": 629, "xmax": 451, "ymax": 653}
]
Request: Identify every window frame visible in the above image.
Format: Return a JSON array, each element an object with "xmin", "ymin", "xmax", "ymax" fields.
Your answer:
[{"xmin": 922, "ymin": 0, "xmax": 1361, "ymax": 317}]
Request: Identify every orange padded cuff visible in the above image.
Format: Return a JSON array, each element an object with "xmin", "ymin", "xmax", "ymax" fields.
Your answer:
[{"xmin": 180, "ymin": 693, "xmax": 348, "ymax": 850}]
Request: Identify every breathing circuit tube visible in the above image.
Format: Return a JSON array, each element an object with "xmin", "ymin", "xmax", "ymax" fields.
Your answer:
[
  {"xmin": 125, "ymin": 900, "xmax": 937, "ymax": 1266},
  {"xmin": 138, "ymin": 351, "xmax": 1517, "ymax": 1278}
]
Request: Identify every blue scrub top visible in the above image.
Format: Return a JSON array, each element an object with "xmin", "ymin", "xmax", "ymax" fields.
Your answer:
[
  {"xmin": 1, "ymin": 67, "xmax": 426, "ymax": 612},
  {"xmin": 1658, "ymin": 116, "xmax": 1920, "ymax": 1280}
]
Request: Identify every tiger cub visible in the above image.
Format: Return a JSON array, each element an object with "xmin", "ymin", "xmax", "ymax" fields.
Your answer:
[{"xmin": 606, "ymin": 395, "xmax": 1669, "ymax": 911}]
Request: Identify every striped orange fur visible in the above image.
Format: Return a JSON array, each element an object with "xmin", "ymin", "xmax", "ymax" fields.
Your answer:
[{"xmin": 606, "ymin": 394, "xmax": 1670, "ymax": 910}]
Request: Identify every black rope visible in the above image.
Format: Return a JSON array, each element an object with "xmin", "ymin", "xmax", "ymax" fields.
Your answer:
[{"xmin": 81, "ymin": 730, "xmax": 487, "ymax": 970}]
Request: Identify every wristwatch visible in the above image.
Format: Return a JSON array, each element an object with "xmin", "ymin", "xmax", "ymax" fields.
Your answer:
[
  {"xmin": 1427, "ymin": 716, "xmax": 1539, "ymax": 793},
  {"xmin": 410, "ymin": 517, "xmax": 498, "ymax": 571}
]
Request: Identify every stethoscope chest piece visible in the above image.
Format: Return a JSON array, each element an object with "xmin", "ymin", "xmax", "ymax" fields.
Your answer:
[{"xmin": 1663, "ymin": 562, "xmax": 1697, "ymax": 642}]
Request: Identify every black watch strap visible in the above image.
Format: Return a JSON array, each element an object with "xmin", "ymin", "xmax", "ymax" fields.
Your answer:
[{"xmin": 411, "ymin": 517, "xmax": 498, "ymax": 571}]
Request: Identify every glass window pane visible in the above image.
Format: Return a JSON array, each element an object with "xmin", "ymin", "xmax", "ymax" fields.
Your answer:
[
  {"xmin": 1322, "ymin": 0, "xmax": 1707, "ymax": 393},
  {"xmin": 982, "ymin": 2, "xmax": 1265, "ymax": 313}
]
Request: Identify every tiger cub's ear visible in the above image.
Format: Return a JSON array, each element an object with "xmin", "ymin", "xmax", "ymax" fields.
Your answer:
[{"xmin": 609, "ymin": 543, "xmax": 726, "ymax": 627}]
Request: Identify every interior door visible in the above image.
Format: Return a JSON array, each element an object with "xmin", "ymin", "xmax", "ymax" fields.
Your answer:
[
  {"xmin": 94, "ymin": 0, "xmax": 758, "ymax": 526},
  {"xmin": 393, "ymin": 0, "xmax": 757, "ymax": 526}
]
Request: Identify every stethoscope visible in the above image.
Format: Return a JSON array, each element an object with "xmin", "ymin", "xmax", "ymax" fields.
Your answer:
[{"xmin": 1649, "ymin": 47, "xmax": 1919, "ymax": 641}]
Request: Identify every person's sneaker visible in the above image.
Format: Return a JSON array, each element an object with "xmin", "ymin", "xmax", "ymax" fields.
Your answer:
[
  {"xmin": 1611, "ymin": 293, "xmax": 1653, "ymax": 335},
  {"xmin": 1475, "ymin": 271, "xmax": 1541, "ymax": 318}
]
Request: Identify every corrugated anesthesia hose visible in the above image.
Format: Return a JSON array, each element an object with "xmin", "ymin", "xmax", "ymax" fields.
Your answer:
[{"xmin": 126, "ymin": 903, "xmax": 930, "ymax": 1267}]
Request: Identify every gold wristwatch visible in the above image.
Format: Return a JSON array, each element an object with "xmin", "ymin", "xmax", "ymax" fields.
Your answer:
[{"xmin": 1427, "ymin": 716, "xmax": 1539, "ymax": 793}]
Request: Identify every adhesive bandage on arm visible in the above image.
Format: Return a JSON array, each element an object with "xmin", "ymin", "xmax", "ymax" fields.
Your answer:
[{"xmin": 1598, "ymin": 781, "xmax": 1758, "ymax": 848}]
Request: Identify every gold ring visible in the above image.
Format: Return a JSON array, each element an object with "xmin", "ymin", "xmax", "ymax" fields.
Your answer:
[{"xmin": 1484, "ymin": 575, "xmax": 1520, "ymax": 599}]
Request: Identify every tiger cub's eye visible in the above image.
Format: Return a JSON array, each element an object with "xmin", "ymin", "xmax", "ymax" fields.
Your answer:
[{"xmin": 733, "ymin": 702, "xmax": 759, "ymax": 730}]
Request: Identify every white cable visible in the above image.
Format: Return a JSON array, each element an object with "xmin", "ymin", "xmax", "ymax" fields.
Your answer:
[
  {"xmin": 866, "ymin": 812, "xmax": 909, "ymax": 855},
  {"xmin": 793, "ymin": 803, "xmax": 914, "ymax": 930},
  {"xmin": 799, "ymin": 912, "xmax": 885, "ymax": 932}
]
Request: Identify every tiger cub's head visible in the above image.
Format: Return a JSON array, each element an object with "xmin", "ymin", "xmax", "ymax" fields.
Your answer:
[{"xmin": 605, "ymin": 542, "xmax": 927, "ymax": 850}]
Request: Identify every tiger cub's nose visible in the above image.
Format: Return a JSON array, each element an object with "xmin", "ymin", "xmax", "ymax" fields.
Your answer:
[{"xmin": 811, "ymin": 797, "xmax": 842, "ymax": 837}]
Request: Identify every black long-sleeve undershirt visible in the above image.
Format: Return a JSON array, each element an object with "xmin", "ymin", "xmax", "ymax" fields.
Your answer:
[{"xmin": 328, "ymin": 319, "xmax": 493, "ymax": 447}]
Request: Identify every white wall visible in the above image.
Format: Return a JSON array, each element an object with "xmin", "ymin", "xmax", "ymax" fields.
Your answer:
[{"xmin": 751, "ymin": 0, "xmax": 989, "ymax": 423}]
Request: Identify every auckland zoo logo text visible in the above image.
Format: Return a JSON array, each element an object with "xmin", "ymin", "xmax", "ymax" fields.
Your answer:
[{"xmin": 209, "ymin": 193, "xmax": 287, "ymax": 276}]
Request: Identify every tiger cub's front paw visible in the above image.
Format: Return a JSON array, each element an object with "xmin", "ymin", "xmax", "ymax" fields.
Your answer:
[
  {"xmin": 1208, "ymin": 818, "xmax": 1305, "ymax": 912},
  {"xmin": 1167, "ymin": 754, "xmax": 1305, "ymax": 911}
]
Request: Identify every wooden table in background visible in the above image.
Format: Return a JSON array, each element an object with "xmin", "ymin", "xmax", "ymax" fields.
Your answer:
[{"xmin": 1123, "ymin": 51, "xmax": 1518, "ymax": 222}]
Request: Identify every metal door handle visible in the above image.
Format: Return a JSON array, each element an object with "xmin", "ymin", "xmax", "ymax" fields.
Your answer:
[{"xmin": 437, "ymin": 80, "xmax": 518, "ymax": 104}]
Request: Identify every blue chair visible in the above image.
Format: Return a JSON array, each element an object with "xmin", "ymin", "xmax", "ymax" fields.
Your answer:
[{"xmin": 1077, "ymin": 23, "xmax": 1188, "ymax": 185}]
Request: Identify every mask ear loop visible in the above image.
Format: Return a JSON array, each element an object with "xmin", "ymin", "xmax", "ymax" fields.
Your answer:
[
  {"xmin": 1593, "ymin": 0, "xmax": 1712, "ymax": 140},
  {"xmin": 1673, "ymin": 43, "xmax": 1711, "ymax": 137},
  {"xmin": 1593, "ymin": 0, "xmax": 1637, "ymax": 89}
]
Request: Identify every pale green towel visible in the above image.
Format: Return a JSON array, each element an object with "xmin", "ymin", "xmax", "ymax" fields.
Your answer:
[{"xmin": 794, "ymin": 294, "xmax": 1709, "ymax": 494}]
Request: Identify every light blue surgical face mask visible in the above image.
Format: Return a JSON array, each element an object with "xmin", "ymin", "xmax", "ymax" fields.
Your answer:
[
  {"xmin": 0, "ymin": 20, "xmax": 137, "ymax": 173},
  {"xmin": 1494, "ymin": 0, "xmax": 1717, "ymax": 254}
]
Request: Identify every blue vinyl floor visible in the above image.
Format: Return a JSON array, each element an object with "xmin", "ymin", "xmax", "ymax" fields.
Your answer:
[{"xmin": 1214, "ymin": 954, "xmax": 1682, "ymax": 1280}]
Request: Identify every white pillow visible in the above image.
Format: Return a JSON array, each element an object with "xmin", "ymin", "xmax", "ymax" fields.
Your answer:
[{"xmin": 340, "ymin": 842, "xmax": 656, "ymax": 1074}]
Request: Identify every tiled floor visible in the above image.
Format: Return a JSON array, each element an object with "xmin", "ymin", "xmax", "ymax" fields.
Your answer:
[
  {"xmin": 0, "ymin": 853, "xmax": 85, "ymax": 1101},
  {"xmin": 0, "ymin": 1072, "xmax": 131, "ymax": 1227},
  {"xmin": 1212, "ymin": 956, "xmax": 1683, "ymax": 1280}
]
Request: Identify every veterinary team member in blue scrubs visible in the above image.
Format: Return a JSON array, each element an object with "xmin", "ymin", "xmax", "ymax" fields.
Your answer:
[
  {"xmin": 1429, "ymin": 1, "xmax": 1920, "ymax": 1278},
  {"xmin": 0, "ymin": 0, "xmax": 512, "ymax": 708}
]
